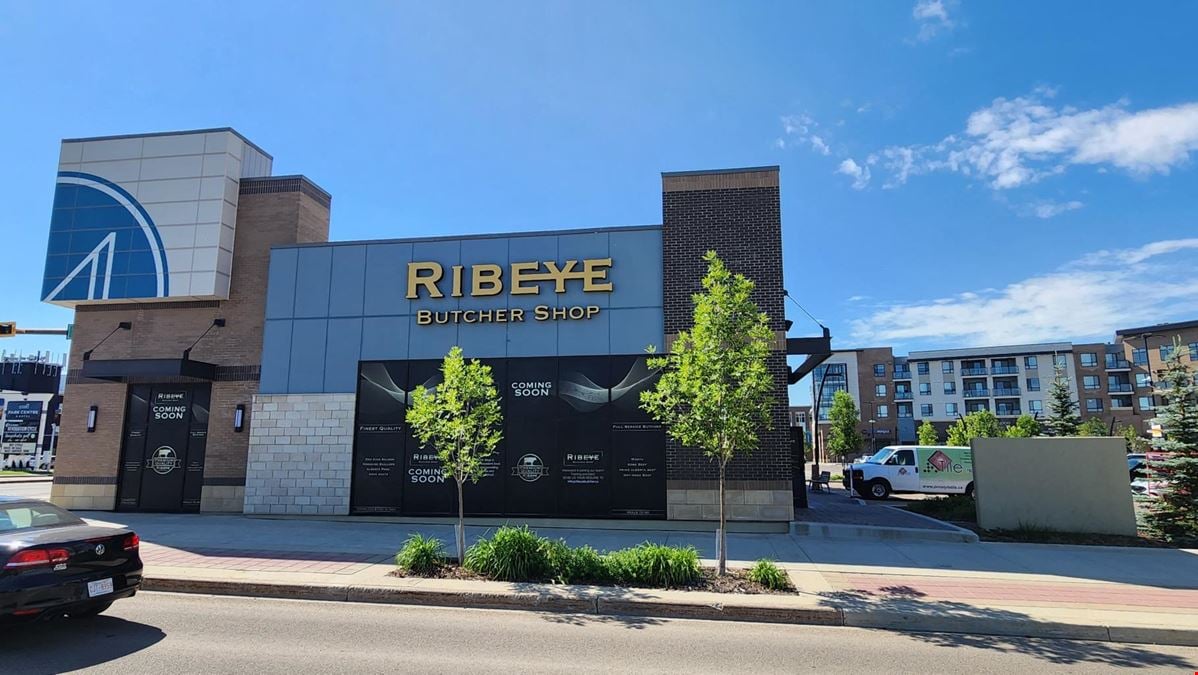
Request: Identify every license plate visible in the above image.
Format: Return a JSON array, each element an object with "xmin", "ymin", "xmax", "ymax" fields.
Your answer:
[{"xmin": 87, "ymin": 578, "xmax": 114, "ymax": 598}]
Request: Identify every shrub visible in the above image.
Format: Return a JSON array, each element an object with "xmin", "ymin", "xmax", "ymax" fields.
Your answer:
[
  {"xmin": 604, "ymin": 542, "xmax": 700, "ymax": 587},
  {"xmin": 747, "ymin": 559, "xmax": 790, "ymax": 591},
  {"xmin": 464, "ymin": 525, "xmax": 551, "ymax": 581},
  {"xmin": 905, "ymin": 494, "xmax": 976, "ymax": 523},
  {"xmin": 395, "ymin": 533, "xmax": 445, "ymax": 575},
  {"xmin": 544, "ymin": 540, "xmax": 608, "ymax": 585}
]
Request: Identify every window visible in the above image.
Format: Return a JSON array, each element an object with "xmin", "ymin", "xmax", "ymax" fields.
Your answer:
[
  {"xmin": 1111, "ymin": 396, "xmax": 1132, "ymax": 408},
  {"xmin": 876, "ymin": 405, "xmax": 889, "ymax": 418},
  {"xmin": 1189, "ymin": 342, "xmax": 1198, "ymax": 360},
  {"xmin": 917, "ymin": 361, "xmax": 929, "ymax": 375},
  {"xmin": 1082, "ymin": 375, "xmax": 1100, "ymax": 390},
  {"xmin": 1080, "ymin": 352, "xmax": 1098, "ymax": 367},
  {"xmin": 1160, "ymin": 345, "xmax": 1174, "ymax": 360},
  {"xmin": 1028, "ymin": 400, "xmax": 1043, "ymax": 413},
  {"xmin": 1024, "ymin": 356, "xmax": 1038, "ymax": 369},
  {"xmin": 875, "ymin": 384, "xmax": 887, "ymax": 397},
  {"xmin": 943, "ymin": 382, "xmax": 956, "ymax": 395},
  {"xmin": 886, "ymin": 449, "xmax": 915, "ymax": 466},
  {"xmin": 1026, "ymin": 377, "xmax": 1041, "ymax": 392},
  {"xmin": 1136, "ymin": 373, "xmax": 1152, "ymax": 388},
  {"xmin": 945, "ymin": 403, "xmax": 958, "ymax": 416},
  {"xmin": 942, "ymin": 361, "xmax": 955, "ymax": 374},
  {"xmin": 897, "ymin": 403, "xmax": 913, "ymax": 418},
  {"xmin": 874, "ymin": 364, "xmax": 886, "ymax": 377},
  {"xmin": 0, "ymin": 502, "xmax": 84, "ymax": 533},
  {"xmin": 1053, "ymin": 354, "xmax": 1068, "ymax": 368},
  {"xmin": 1086, "ymin": 398, "xmax": 1103, "ymax": 412},
  {"xmin": 920, "ymin": 404, "xmax": 933, "ymax": 417},
  {"xmin": 919, "ymin": 382, "xmax": 931, "ymax": 395},
  {"xmin": 1132, "ymin": 348, "xmax": 1147, "ymax": 365},
  {"xmin": 1139, "ymin": 396, "xmax": 1155, "ymax": 411}
]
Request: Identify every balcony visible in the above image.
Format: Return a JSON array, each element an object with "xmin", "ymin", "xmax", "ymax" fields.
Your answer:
[
  {"xmin": 961, "ymin": 367, "xmax": 988, "ymax": 376},
  {"xmin": 991, "ymin": 366, "xmax": 1019, "ymax": 375},
  {"xmin": 1111, "ymin": 398, "xmax": 1133, "ymax": 409},
  {"xmin": 1105, "ymin": 358, "xmax": 1131, "ymax": 371},
  {"xmin": 895, "ymin": 391, "xmax": 913, "ymax": 400},
  {"xmin": 962, "ymin": 388, "xmax": 990, "ymax": 398},
  {"xmin": 1109, "ymin": 383, "xmax": 1133, "ymax": 393},
  {"xmin": 996, "ymin": 407, "xmax": 1022, "ymax": 417},
  {"xmin": 993, "ymin": 387, "xmax": 1021, "ymax": 397},
  {"xmin": 893, "ymin": 370, "xmax": 912, "ymax": 380}
]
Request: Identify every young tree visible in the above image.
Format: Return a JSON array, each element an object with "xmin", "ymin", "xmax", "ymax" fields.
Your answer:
[
  {"xmin": 1078, "ymin": 417, "xmax": 1110, "ymax": 436},
  {"xmin": 1120, "ymin": 423, "xmax": 1150, "ymax": 453},
  {"xmin": 1005, "ymin": 414, "xmax": 1042, "ymax": 438},
  {"xmin": 1146, "ymin": 337, "xmax": 1198, "ymax": 543},
  {"xmin": 641, "ymin": 251, "xmax": 774, "ymax": 576},
  {"xmin": 1045, "ymin": 365, "xmax": 1081, "ymax": 436},
  {"xmin": 406, "ymin": 346, "xmax": 503, "ymax": 564},
  {"xmin": 825, "ymin": 390, "xmax": 864, "ymax": 460},
  {"xmin": 917, "ymin": 420, "xmax": 940, "ymax": 445},
  {"xmin": 947, "ymin": 410, "xmax": 1002, "ymax": 445}
]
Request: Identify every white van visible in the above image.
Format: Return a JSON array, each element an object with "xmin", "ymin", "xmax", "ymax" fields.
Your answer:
[{"xmin": 842, "ymin": 445, "xmax": 973, "ymax": 500}]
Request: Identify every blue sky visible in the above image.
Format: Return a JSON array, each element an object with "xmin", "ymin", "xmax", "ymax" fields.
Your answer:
[{"xmin": 1, "ymin": 1, "xmax": 1196, "ymax": 405}]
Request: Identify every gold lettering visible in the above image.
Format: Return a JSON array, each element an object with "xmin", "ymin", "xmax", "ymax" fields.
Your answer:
[
  {"xmin": 511, "ymin": 262, "xmax": 543, "ymax": 295},
  {"xmin": 534, "ymin": 305, "xmax": 549, "ymax": 321},
  {"xmin": 416, "ymin": 310, "xmax": 432, "ymax": 325},
  {"xmin": 544, "ymin": 260, "xmax": 585, "ymax": 293},
  {"xmin": 511, "ymin": 308, "xmax": 525, "ymax": 322},
  {"xmin": 471, "ymin": 264, "xmax": 503, "ymax": 296},
  {"xmin": 406, "ymin": 262, "xmax": 444, "ymax": 299},
  {"xmin": 585, "ymin": 305, "xmax": 599, "ymax": 319},
  {"xmin": 451, "ymin": 265, "xmax": 464, "ymax": 297},
  {"xmin": 583, "ymin": 258, "xmax": 613, "ymax": 292}
]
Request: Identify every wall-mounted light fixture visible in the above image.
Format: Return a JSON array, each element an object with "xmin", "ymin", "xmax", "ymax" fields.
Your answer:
[
  {"xmin": 234, "ymin": 404, "xmax": 246, "ymax": 433},
  {"xmin": 87, "ymin": 405, "xmax": 98, "ymax": 433}
]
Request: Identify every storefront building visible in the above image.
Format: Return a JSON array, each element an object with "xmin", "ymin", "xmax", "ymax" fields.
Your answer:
[{"xmin": 46, "ymin": 128, "xmax": 797, "ymax": 522}]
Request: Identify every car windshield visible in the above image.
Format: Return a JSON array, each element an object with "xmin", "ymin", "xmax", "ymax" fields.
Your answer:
[
  {"xmin": 0, "ymin": 502, "xmax": 85, "ymax": 533},
  {"xmin": 864, "ymin": 449, "xmax": 893, "ymax": 464}
]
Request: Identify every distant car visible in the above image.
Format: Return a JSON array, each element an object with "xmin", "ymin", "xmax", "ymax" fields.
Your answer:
[
  {"xmin": 1128, "ymin": 454, "xmax": 1147, "ymax": 481},
  {"xmin": 0, "ymin": 497, "xmax": 142, "ymax": 622}
]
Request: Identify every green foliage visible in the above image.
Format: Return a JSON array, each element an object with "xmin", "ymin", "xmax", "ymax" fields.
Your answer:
[
  {"xmin": 604, "ymin": 543, "xmax": 701, "ymax": 588},
  {"xmin": 1078, "ymin": 417, "xmax": 1110, "ymax": 437},
  {"xmin": 1120, "ymin": 423, "xmax": 1150, "ymax": 453},
  {"xmin": 825, "ymin": 390, "xmax": 864, "ymax": 460},
  {"xmin": 1146, "ymin": 337, "xmax": 1198, "ymax": 544},
  {"xmin": 917, "ymin": 420, "xmax": 940, "ymax": 445},
  {"xmin": 543, "ymin": 540, "xmax": 607, "ymax": 585},
  {"xmin": 905, "ymin": 494, "xmax": 977, "ymax": 523},
  {"xmin": 407, "ymin": 346, "xmax": 504, "ymax": 562},
  {"xmin": 464, "ymin": 525, "xmax": 551, "ymax": 581},
  {"xmin": 395, "ymin": 533, "xmax": 445, "ymax": 576},
  {"xmin": 1005, "ymin": 414, "xmax": 1042, "ymax": 438},
  {"xmin": 1046, "ymin": 365, "xmax": 1081, "ymax": 436},
  {"xmin": 946, "ymin": 410, "xmax": 1002, "ymax": 445},
  {"xmin": 746, "ymin": 559, "xmax": 791, "ymax": 591},
  {"xmin": 640, "ymin": 251, "xmax": 774, "ymax": 575}
]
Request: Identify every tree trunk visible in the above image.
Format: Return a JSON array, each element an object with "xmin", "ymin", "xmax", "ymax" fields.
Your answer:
[
  {"xmin": 456, "ymin": 478, "xmax": 466, "ymax": 564},
  {"xmin": 718, "ymin": 459, "xmax": 727, "ymax": 576}
]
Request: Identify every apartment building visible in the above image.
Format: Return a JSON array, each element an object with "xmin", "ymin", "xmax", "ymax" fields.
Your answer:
[{"xmin": 807, "ymin": 318, "xmax": 1198, "ymax": 448}]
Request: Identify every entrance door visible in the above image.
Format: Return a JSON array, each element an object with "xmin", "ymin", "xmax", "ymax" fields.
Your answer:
[{"xmin": 116, "ymin": 384, "xmax": 210, "ymax": 512}]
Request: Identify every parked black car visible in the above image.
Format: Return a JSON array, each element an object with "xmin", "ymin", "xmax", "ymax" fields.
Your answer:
[{"xmin": 0, "ymin": 497, "xmax": 142, "ymax": 621}]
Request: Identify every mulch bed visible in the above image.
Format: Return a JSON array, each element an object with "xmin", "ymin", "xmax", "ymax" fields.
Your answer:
[{"xmin": 390, "ymin": 566, "xmax": 797, "ymax": 594}]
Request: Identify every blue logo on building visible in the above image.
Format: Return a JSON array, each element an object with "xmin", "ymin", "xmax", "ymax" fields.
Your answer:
[{"xmin": 42, "ymin": 172, "xmax": 169, "ymax": 303}]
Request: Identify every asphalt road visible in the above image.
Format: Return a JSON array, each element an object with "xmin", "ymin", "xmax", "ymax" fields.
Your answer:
[
  {"xmin": 0, "ymin": 480, "xmax": 53, "ymax": 500},
  {"xmin": 3, "ymin": 593, "xmax": 1196, "ymax": 674}
]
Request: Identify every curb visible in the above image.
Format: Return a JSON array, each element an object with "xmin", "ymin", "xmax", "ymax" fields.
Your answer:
[
  {"xmin": 139, "ymin": 575, "xmax": 1198, "ymax": 647},
  {"xmin": 789, "ymin": 520, "xmax": 979, "ymax": 544},
  {"xmin": 0, "ymin": 477, "xmax": 54, "ymax": 485}
]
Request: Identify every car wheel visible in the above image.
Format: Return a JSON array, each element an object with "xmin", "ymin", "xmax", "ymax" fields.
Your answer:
[
  {"xmin": 964, "ymin": 482, "xmax": 975, "ymax": 498},
  {"xmin": 71, "ymin": 600, "xmax": 113, "ymax": 618},
  {"xmin": 864, "ymin": 480, "xmax": 891, "ymax": 500}
]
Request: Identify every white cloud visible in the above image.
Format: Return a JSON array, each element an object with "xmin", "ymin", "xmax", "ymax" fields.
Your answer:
[
  {"xmin": 872, "ymin": 90, "xmax": 1198, "ymax": 189},
  {"xmin": 809, "ymin": 135, "xmax": 831, "ymax": 155},
  {"xmin": 1022, "ymin": 199, "xmax": 1084, "ymax": 219},
  {"xmin": 837, "ymin": 158, "xmax": 871, "ymax": 189},
  {"xmin": 846, "ymin": 295, "xmax": 869, "ymax": 302},
  {"xmin": 912, "ymin": 0, "xmax": 955, "ymax": 42},
  {"xmin": 778, "ymin": 113, "xmax": 836, "ymax": 157},
  {"xmin": 850, "ymin": 238, "xmax": 1198, "ymax": 346}
]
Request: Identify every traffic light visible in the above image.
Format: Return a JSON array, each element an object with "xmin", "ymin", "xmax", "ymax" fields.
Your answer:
[{"xmin": 0, "ymin": 322, "xmax": 15, "ymax": 338}]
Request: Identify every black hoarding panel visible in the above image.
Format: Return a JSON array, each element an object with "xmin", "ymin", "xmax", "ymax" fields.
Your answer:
[
  {"xmin": 608, "ymin": 356, "xmax": 667, "ymax": 518},
  {"xmin": 463, "ymin": 359, "xmax": 507, "ymax": 516},
  {"xmin": 351, "ymin": 361, "xmax": 408, "ymax": 514},
  {"xmin": 504, "ymin": 358, "xmax": 558, "ymax": 516},
  {"xmin": 117, "ymin": 385, "xmax": 151, "ymax": 511},
  {"xmin": 557, "ymin": 357, "xmax": 611, "ymax": 517},
  {"xmin": 181, "ymin": 385, "xmax": 210, "ymax": 512},
  {"xmin": 402, "ymin": 360, "xmax": 456, "ymax": 515},
  {"xmin": 137, "ymin": 387, "xmax": 192, "ymax": 512}
]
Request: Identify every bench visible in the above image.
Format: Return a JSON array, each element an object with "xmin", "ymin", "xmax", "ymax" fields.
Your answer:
[{"xmin": 809, "ymin": 470, "xmax": 832, "ymax": 492}]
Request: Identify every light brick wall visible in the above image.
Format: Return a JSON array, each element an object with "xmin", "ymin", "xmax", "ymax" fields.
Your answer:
[
  {"xmin": 243, "ymin": 393, "xmax": 355, "ymax": 515},
  {"xmin": 666, "ymin": 480, "xmax": 794, "ymax": 521}
]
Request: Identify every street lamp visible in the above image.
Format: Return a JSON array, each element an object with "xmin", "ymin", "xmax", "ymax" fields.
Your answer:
[{"xmin": 869, "ymin": 418, "xmax": 877, "ymax": 453}]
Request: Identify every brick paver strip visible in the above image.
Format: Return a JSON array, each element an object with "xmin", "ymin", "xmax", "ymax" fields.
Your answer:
[{"xmin": 141, "ymin": 544, "xmax": 383, "ymax": 574}]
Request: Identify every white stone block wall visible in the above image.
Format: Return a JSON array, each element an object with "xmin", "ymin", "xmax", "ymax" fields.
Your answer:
[{"xmin": 243, "ymin": 393, "xmax": 355, "ymax": 515}]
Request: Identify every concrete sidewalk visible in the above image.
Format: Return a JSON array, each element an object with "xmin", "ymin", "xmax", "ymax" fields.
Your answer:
[{"xmin": 78, "ymin": 510, "xmax": 1198, "ymax": 646}]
